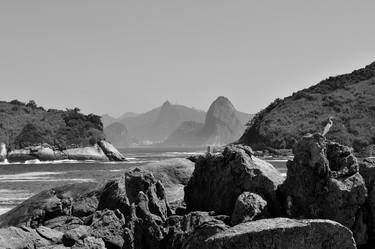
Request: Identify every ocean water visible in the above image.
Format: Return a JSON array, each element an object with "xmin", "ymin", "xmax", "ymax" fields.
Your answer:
[{"xmin": 0, "ymin": 148, "xmax": 288, "ymax": 215}]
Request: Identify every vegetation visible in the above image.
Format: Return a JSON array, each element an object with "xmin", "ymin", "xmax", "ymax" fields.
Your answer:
[
  {"xmin": 240, "ymin": 62, "xmax": 375, "ymax": 154},
  {"xmin": 0, "ymin": 100, "xmax": 104, "ymax": 150}
]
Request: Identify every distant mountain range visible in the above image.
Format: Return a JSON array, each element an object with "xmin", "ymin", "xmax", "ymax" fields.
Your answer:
[
  {"xmin": 239, "ymin": 61, "xmax": 375, "ymax": 154},
  {"xmin": 103, "ymin": 97, "xmax": 252, "ymax": 147}
]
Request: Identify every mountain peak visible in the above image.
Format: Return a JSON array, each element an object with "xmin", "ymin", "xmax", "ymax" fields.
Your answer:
[{"xmin": 162, "ymin": 100, "xmax": 172, "ymax": 108}]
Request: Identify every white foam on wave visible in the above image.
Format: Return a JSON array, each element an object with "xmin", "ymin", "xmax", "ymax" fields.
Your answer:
[
  {"xmin": 0, "ymin": 178, "xmax": 95, "ymax": 183},
  {"xmin": 0, "ymin": 171, "xmax": 94, "ymax": 183}
]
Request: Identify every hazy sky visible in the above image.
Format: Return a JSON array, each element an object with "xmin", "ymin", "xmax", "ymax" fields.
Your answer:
[{"xmin": 1, "ymin": 1, "xmax": 375, "ymax": 117}]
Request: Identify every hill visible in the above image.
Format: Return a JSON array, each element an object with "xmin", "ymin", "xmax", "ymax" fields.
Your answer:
[
  {"xmin": 0, "ymin": 100, "xmax": 104, "ymax": 150},
  {"xmin": 164, "ymin": 96, "xmax": 249, "ymax": 146},
  {"xmin": 104, "ymin": 122, "xmax": 130, "ymax": 148},
  {"xmin": 239, "ymin": 62, "xmax": 375, "ymax": 153}
]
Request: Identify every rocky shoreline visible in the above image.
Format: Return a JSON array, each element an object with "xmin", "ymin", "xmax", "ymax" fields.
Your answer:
[
  {"xmin": 0, "ymin": 140, "xmax": 126, "ymax": 163},
  {"xmin": 0, "ymin": 133, "xmax": 373, "ymax": 248}
]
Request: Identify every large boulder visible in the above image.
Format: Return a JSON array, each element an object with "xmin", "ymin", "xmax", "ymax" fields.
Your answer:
[
  {"xmin": 230, "ymin": 192, "xmax": 269, "ymax": 226},
  {"xmin": 281, "ymin": 133, "xmax": 367, "ymax": 244},
  {"xmin": 359, "ymin": 159, "xmax": 375, "ymax": 242},
  {"xmin": 203, "ymin": 218, "xmax": 356, "ymax": 249},
  {"xmin": 184, "ymin": 144, "xmax": 284, "ymax": 216},
  {"xmin": 98, "ymin": 167, "xmax": 171, "ymax": 220},
  {"xmin": 0, "ymin": 226, "xmax": 62, "ymax": 249},
  {"xmin": 165, "ymin": 211, "xmax": 229, "ymax": 249},
  {"xmin": 0, "ymin": 182, "xmax": 100, "ymax": 228},
  {"xmin": 63, "ymin": 145, "xmax": 109, "ymax": 161},
  {"xmin": 98, "ymin": 140, "xmax": 127, "ymax": 161},
  {"xmin": 7, "ymin": 148, "xmax": 36, "ymax": 162},
  {"xmin": 0, "ymin": 143, "xmax": 6, "ymax": 162}
]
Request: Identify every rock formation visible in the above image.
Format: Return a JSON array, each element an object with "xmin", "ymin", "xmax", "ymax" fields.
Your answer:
[
  {"xmin": 204, "ymin": 218, "xmax": 356, "ymax": 249},
  {"xmin": 0, "ymin": 143, "xmax": 6, "ymax": 162},
  {"xmin": 184, "ymin": 144, "xmax": 284, "ymax": 216},
  {"xmin": 281, "ymin": 133, "xmax": 368, "ymax": 245}
]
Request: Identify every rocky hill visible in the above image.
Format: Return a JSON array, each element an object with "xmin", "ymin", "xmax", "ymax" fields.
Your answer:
[
  {"xmin": 164, "ymin": 96, "xmax": 250, "ymax": 146},
  {"xmin": 103, "ymin": 122, "xmax": 130, "ymax": 148},
  {"xmin": 0, "ymin": 100, "xmax": 104, "ymax": 150},
  {"xmin": 239, "ymin": 62, "xmax": 375, "ymax": 153}
]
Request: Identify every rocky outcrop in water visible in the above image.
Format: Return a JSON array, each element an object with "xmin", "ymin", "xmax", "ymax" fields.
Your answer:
[{"xmin": 5, "ymin": 140, "xmax": 126, "ymax": 163}]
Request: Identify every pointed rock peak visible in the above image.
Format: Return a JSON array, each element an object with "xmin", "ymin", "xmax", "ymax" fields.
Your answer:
[
  {"xmin": 209, "ymin": 96, "xmax": 235, "ymax": 112},
  {"xmin": 161, "ymin": 100, "xmax": 172, "ymax": 108}
]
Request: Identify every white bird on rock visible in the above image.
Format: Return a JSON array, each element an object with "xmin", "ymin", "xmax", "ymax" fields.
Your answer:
[{"xmin": 322, "ymin": 117, "xmax": 333, "ymax": 137}]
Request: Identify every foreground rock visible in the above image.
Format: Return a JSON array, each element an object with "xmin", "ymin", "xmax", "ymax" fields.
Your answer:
[
  {"xmin": 185, "ymin": 144, "xmax": 284, "ymax": 216},
  {"xmin": 231, "ymin": 192, "xmax": 269, "ymax": 226},
  {"xmin": 281, "ymin": 133, "xmax": 367, "ymax": 245},
  {"xmin": 0, "ymin": 226, "xmax": 62, "ymax": 248},
  {"xmin": 0, "ymin": 182, "xmax": 100, "ymax": 228},
  {"xmin": 204, "ymin": 218, "xmax": 356, "ymax": 249}
]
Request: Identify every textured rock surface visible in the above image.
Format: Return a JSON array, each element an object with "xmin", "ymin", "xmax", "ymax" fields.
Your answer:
[
  {"xmin": 0, "ymin": 182, "xmax": 99, "ymax": 228},
  {"xmin": 204, "ymin": 218, "xmax": 356, "ymax": 249},
  {"xmin": 185, "ymin": 144, "xmax": 284, "ymax": 216},
  {"xmin": 7, "ymin": 148, "xmax": 36, "ymax": 162},
  {"xmin": 98, "ymin": 140, "xmax": 127, "ymax": 161},
  {"xmin": 231, "ymin": 192, "xmax": 269, "ymax": 226},
  {"xmin": 359, "ymin": 159, "xmax": 375, "ymax": 242},
  {"xmin": 63, "ymin": 145, "xmax": 109, "ymax": 161},
  {"xmin": 281, "ymin": 133, "xmax": 367, "ymax": 244}
]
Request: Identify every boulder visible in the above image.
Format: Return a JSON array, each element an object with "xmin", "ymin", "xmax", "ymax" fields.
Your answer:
[
  {"xmin": 0, "ymin": 143, "xmax": 6, "ymax": 162},
  {"xmin": 204, "ymin": 218, "xmax": 356, "ymax": 249},
  {"xmin": 29, "ymin": 144, "xmax": 57, "ymax": 161},
  {"xmin": 98, "ymin": 140, "xmax": 127, "ymax": 161},
  {"xmin": 0, "ymin": 226, "xmax": 59, "ymax": 248},
  {"xmin": 0, "ymin": 182, "xmax": 99, "ymax": 228},
  {"xmin": 43, "ymin": 216, "xmax": 84, "ymax": 232},
  {"xmin": 98, "ymin": 168, "xmax": 171, "ymax": 220},
  {"xmin": 7, "ymin": 148, "xmax": 36, "ymax": 162},
  {"xmin": 36, "ymin": 226, "xmax": 64, "ymax": 243},
  {"xmin": 359, "ymin": 159, "xmax": 375, "ymax": 241},
  {"xmin": 231, "ymin": 192, "xmax": 269, "ymax": 226},
  {"xmin": 71, "ymin": 236, "xmax": 106, "ymax": 249},
  {"xmin": 62, "ymin": 225, "xmax": 90, "ymax": 247},
  {"xmin": 281, "ymin": 133, "xmax": 367, "ymax": 244},
  {"xmin": 88, "ymin": 209, "xmax": 126, "ymax": 249},
  {"xmin": 184, "ymin": 144, "xmax": 284, "ymax": 216},
  {"xmin": 165, "ymin": 211, "xmax": 229, "ymax": 249},
  {"xmin": 63, "ymin": 145, "xmax": 109, "ymax": 161}
]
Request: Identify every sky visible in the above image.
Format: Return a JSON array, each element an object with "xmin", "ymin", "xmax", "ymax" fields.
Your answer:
[{"xmin": 0, "ymin": 1, "xmax": 375, "ymax": 117}]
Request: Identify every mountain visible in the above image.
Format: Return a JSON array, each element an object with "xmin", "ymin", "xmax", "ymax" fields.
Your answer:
[
  {"xmin": 101, "ymin": 114, "xmax": 117, "ymax": 127},
  {"xmin": 164, "ymin": 96, "xmax": 248, "ymax": 146},
  {"xmin": 117, "ymin": 101, "xmax": 206, "ymax": 144},
  {"xmin": 104, "ymin": 122, "xmax": 130, "ymax": 148},
  {"xmin": 0, "ymin": 100, "xmax": 104, "ymax": 150},
  {"xmin": 239, "ymin": 62, "xmax": 375, "ymax": 153}
]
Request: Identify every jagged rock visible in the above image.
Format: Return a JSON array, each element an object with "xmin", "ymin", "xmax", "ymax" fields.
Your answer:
[
  {"xmin": 166, "ymin": 211, "xmax": 229, "ymax": 249},
  {"xmin": 359, "ymin": 159, "xmax": 375, "ymax": 242},
  {"xmin": 72, "ymin": 189, "xmax": 101, "ymax": 217},
  {"xmin": 203, "ymin": 218, "xmax": 356, "ymax": 249},
  {"xmin": 281, "ymin": 133, "xmax": 367, "ymax": 244},
  {"xmin": 71, "ymin": 236, "xmax": 106, "ymax": 249},
  {"xmin": 231, "ymin": 192, "xmax": 269, "ymax": 226},
  {"xmin": 64, "ymin": 145, "xmax": 109, "ymax": 161},
  {"xmin": 62, "ymin": 225, "xmax": 90, "ymax": 246},
  {"xmin": 88, "ymin": 209, "xmax": 126, "ymax": 249},
  {"xmin": 0, "ymin": 226, "xmax": 57, "ymax": 248},
  {"xmin": 184, "ymin": 144, "xmax": 284, "ymax": 216},
  {"xmin": 43, "ymin": 216, "xmax": 84, "ymax": 232},
  {"xmin": 98, "ymin": 168, "xmax": 171, "ymax": 220},
  {"xmin": 0, "ymin": 143, "xmax": 6, "ymax": 162},
  {"xmin": 98, "ymin": 140, "xmax": 127, "ymax": 161},
  {"xmin": 0, "ymin": 182, "xmax": 99, "ymax": 228}
]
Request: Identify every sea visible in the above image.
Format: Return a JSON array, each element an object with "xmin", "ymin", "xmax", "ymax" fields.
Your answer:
[{"xmin": 0, "ymin": 148, "xmax": 288, "ymax": 215}]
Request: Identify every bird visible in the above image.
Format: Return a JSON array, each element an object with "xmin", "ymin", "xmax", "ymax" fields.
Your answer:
[{"xmin": 322, "ymin": 117, "xmax": 333, "ymax": 137}]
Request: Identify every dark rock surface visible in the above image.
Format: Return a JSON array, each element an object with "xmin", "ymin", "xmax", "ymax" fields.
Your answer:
[
  {"xmin": 281, "ymin": 133, "xmax": 367, "ymax": 245},
  {"xmin": 184, "ymin": 144, "xmax": 284, "ymax": 216},
  {"xmin": 204, "ymin": 218, "xmax": 356, "ymax": 249},
  {"xmin": 98, "ymin": 140, "xmax": 127, "ymax": 161},
  {"xmin": 230, "ymin": 192, "xmax": 269, "ymax": 226}
]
